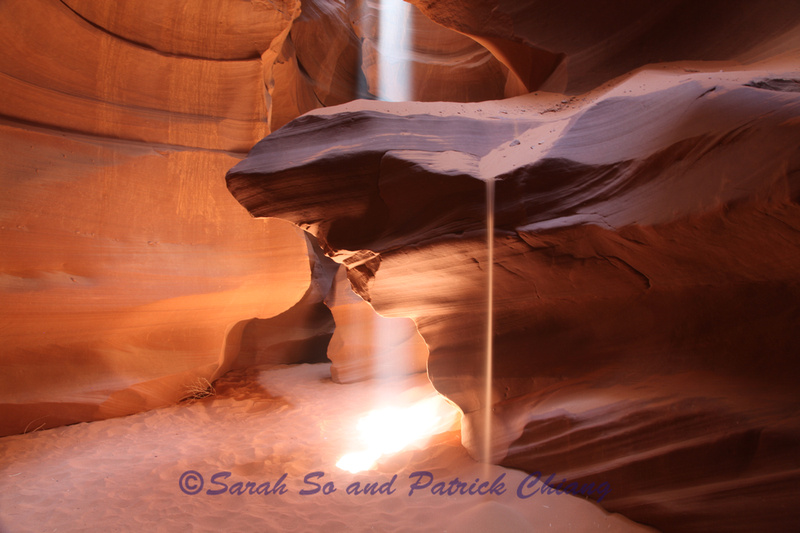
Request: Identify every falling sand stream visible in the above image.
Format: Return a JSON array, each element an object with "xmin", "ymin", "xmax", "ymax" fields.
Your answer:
[{"xmin": 483, "ymin": 177, "xmax": 495, "ymax": 468}]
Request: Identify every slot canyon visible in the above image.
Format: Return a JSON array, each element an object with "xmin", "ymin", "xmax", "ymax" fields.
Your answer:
[{"xmin": 1, "ymin": 0, "xmax": 799, "ymax": 531}]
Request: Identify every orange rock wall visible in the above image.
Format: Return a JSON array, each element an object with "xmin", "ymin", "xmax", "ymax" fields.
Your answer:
[
  {"xmin": 0, "ymin": 0, "xmax": 310, "ymax": 435},
  {"xmin": 4, "ymin": 2, "xmax": 800, "ymax": 532}
]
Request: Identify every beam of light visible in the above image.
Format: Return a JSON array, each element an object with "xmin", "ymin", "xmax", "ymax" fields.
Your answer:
[
  {"xmin": 335, "ymin": 2, "xmax": 434, "ymax": 476},
  {"xmin": 378, "ymin": 0, "xmax": 414, "ymax": 101},
  {"xmin": 337, "ymin": 395, "xmax": 460, "ymax": 473}
]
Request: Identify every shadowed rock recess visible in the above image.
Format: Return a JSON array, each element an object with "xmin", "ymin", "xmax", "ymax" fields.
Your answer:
[{"xmin": 3, "ymin": 0, "xmax": 800, "ymax": 531}]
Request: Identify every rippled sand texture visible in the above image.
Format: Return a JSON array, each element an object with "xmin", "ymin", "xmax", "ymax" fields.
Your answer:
[{"xmin": 0, "ymin": 364, "xmax": 655, "ymax": 533}]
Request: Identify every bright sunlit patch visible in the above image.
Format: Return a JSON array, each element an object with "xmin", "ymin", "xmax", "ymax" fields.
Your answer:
[
  {"xmin": 336, "ymin": 450, "xmax": 382, "ymax": 474},
  {"xmin": 337, "ymin": 395, "xmax": 460, "ymax": 473}
]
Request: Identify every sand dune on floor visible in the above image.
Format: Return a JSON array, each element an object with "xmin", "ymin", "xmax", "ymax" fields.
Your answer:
[{"xmin": 0, "ymin": 364, "xmax": 656, "ymax": 532}]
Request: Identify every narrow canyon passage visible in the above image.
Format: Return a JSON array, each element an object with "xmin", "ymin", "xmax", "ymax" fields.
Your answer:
[{"xmin": 2, "ymin": 1, "xmax": 800, "ymax": 531}]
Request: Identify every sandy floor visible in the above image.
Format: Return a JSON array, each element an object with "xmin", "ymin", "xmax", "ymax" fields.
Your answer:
[{"xmin": 0, "ymin": 364, "xmax": 657, "ymax": 532}]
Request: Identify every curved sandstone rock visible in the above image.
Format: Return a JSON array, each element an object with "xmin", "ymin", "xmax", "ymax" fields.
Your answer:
[
  {"xmin": 227, "ymin": 70, "xmax": 800, "ymax": 532},
  {"xmin": 0, "ymin": 0, "xmax": 276, "ymax": 151},
  {"xmin": 60, "ymin": 0, "xmax": 293, "ymax": 60},
  {"xmin": 234, "ymin": 233, "xmax": 339, "ymax": 370},
  {"xmin": 0, "ymin": 124, "xmax": 312, "ymax": 435},
  {"xmin": 407, "ymin": 0, "xmax": 800, "ymax": 93},
  {"xmin": 0, "ymin": 0, "xmax": 312, "ymax": 436}
]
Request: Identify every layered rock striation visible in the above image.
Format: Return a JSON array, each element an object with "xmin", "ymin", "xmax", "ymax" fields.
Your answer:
[
  {"xmin": 0, "ymin": 0, "xmax": 311, "ymax": 436},
  {"xmin": 407, "ymin": 0, "xmax": 800, "ymax": 93}
]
